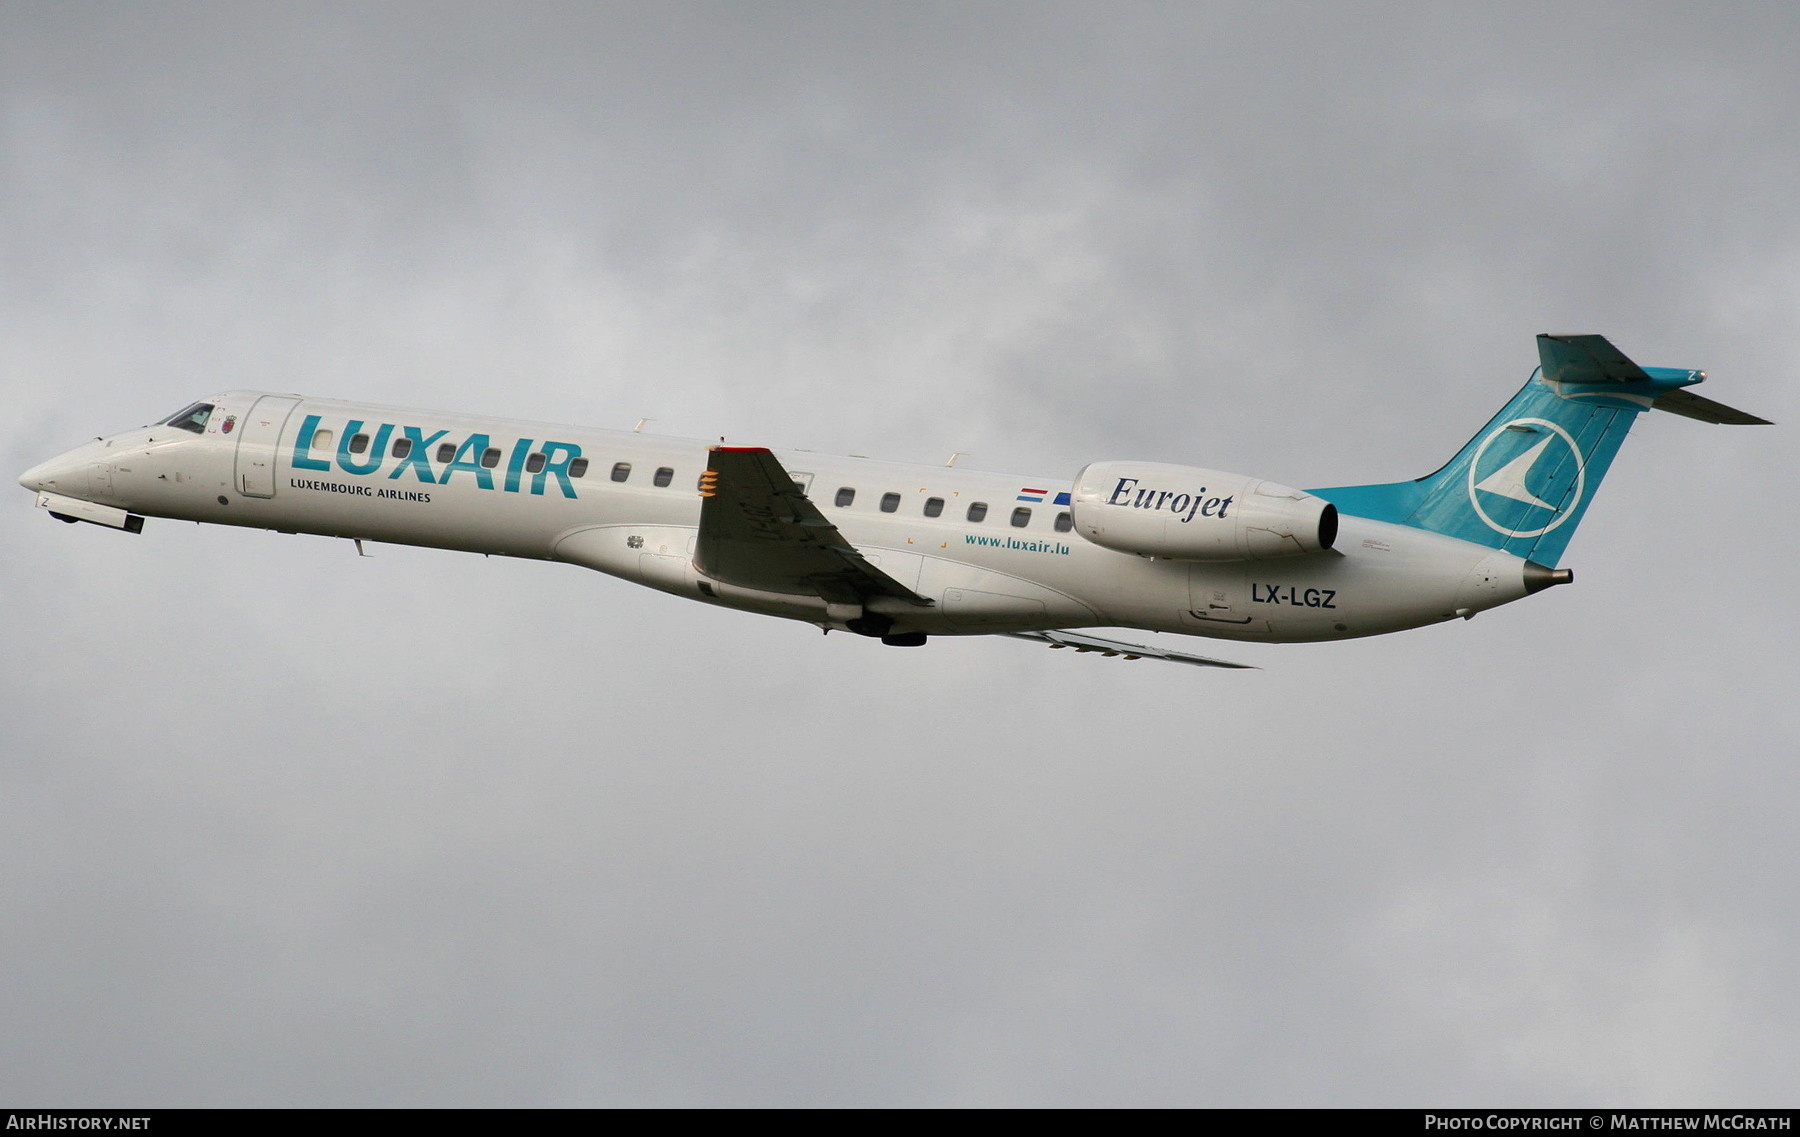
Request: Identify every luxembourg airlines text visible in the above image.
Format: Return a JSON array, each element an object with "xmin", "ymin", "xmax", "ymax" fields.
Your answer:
[{"xmin": 287, "ymin": 479, "xmax": 432, "ymax": 502}]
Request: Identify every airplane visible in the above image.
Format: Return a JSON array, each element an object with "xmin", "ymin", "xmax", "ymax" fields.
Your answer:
[{"xmin": 17, "ymin": 334, "xmax": 1769, "ymax": 669}]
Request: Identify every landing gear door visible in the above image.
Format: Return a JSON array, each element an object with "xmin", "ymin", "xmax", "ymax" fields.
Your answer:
[{"xmin": 235, "ymin": 395, "xmax": 301, "ymax": 498}]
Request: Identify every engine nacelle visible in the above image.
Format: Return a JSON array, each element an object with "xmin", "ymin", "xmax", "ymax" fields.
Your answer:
[{"xmin": 1070, "ymin": 461, "xmax": 1338, "ymax": 561}]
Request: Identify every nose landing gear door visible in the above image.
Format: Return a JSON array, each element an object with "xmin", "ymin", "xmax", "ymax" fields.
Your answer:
[{"xmin": 235, "ymin": 396, "xmax": 301, "ymax": 498}]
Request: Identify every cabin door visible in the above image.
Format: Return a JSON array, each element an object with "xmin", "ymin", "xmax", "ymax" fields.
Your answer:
[{"xmin": 234, "ymin": 396, "xmax": 301, "ymax": 498}]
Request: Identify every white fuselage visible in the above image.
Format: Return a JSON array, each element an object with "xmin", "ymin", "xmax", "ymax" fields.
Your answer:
[{"xmin": 20, "ymin": 391, "xmax": 1542, "ymax": 643}]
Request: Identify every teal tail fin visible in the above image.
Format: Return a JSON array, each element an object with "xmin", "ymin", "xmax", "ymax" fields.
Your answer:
[{"xmin": 1312, "ymin": 334, "xmax": 1769, "ymax": 567}]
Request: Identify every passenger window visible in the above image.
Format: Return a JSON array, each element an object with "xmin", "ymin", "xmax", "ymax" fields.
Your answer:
[
  {"xmin": 314, "ymin": 429, "xmax": 335, "ymax": 454},
  {"xmin": 1011, "ymin": 507, "xmax": 1032, "ymax": 528},
  {"xmin": 391, "ymin": 437, "xmax": 411, "ymax": 459},
  {"xmin": 835, "ymin": 487, "xmax": 856, "ymax": 507},
  {"xmin": 162, "ymin": 403, "xmax": 214, "ymax": 433},
  {"xmin": 611, "ymin": 462, "xmax": 631, "ymax": 482},
  {"xmin": 923, "ymin": 497, "xmax": 944, "ymax": 518},
  {"xmin": 967, "ymin": 501, "xmax": 988, "ymax": 523},
  {"xmin": 655, "ymin": 467, "xmax": 674, "ymax": 487},
  {"xmin": 1054, "ymin": 511, "xmax": 1073, "ymax": 533},
  {"xmin": 481, "ymin": 448, "xmax": 501, "ymax": 469},
  {"xmin": 348, "ymin": 433, "xmax": 369, "ymax": 455},
  {"xmin": 436, "ymin": 442, "xmax": 456, "ymax": 464},
  {"xmin": 880, "ymin": 492, "xmax": 900, "ymax": 513},
  {"xmin": 569, "ymin": 458, "xmax": 590, "ymax": 478},
  {"xmin": 526, "ymin": 452, "xmax": 546, "ymax": 474}
]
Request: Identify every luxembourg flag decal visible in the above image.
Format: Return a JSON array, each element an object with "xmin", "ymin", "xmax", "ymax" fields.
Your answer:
[{"xmin": 1017, "ymin": 487, "xmax": 1048, "ymax": 503}]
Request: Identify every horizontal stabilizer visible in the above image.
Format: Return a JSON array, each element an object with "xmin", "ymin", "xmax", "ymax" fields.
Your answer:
[
  {"xmin": 1001, "ymin": 630, "xmax": 1256, "ymax": 669},
  {"xmin": 1537, "ymin": 333, "xmax": 1654, "ymax": 385},
  {"xmin": 1652, "ymin": 389, "xmax": 1772, "ymax": 425}
]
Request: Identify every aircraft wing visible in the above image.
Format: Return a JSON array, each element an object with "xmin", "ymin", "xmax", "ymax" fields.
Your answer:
[
  {"xmin": 695, "ymin": 446, "xmax": 931, "ymax": 607},
  {"xmin": 1001, "ymin": 630, "xmax": 1256, "ymax": 669}
]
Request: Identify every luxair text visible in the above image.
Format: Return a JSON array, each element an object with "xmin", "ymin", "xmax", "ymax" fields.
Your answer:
[{"xmin": 290, "ymin": 415, "xmax": 584, "ymax": 498}]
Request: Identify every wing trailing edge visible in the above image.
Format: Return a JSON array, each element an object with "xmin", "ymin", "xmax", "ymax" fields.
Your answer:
[{"xmin": 1001, "ymin": 630, "xmax": 1256, "ymax": 669}]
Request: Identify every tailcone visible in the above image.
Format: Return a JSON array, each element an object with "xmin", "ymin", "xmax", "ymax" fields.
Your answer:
[{"xmin": 1523, "ymin": 560, "xmax": 1574, "ymax": 594}]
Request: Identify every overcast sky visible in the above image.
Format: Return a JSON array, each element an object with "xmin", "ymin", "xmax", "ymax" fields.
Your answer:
[{"xmin": 3, "ymin": 1, "xmax": 1796, "ymax": 1107}]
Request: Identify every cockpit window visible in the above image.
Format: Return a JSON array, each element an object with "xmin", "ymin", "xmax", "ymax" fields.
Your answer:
[{"xmin": 161, "ymin": 403, "xmax": 214, "ymax": 434}]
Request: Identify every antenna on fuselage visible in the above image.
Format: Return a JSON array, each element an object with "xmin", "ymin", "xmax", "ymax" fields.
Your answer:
[
  {"xmin": 632, "ymin": 418, "xmax": 653, "ymax": 433},
  {"xmin": 946, "ymin": 452, "xmax": 966, "ymax": 467}
]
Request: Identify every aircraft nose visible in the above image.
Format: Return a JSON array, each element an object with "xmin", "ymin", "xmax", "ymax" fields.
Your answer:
[
  {"xmin": 19, "ymin": 444, "xmax": 99, "ymax": 496},
  {"xmin": 19, "ymin": 457, "xmax": 58, "ymax": 493}
]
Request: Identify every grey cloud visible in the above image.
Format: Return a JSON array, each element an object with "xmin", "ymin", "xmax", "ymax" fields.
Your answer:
[{"xmin": 2, "ymin": 1, "xmax": 1795, "ymax": 1107}]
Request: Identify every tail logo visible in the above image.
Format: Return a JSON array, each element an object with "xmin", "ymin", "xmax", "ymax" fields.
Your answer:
[{"xmin": 1465, "ymin": 417, "xmax": 1586, "ymax": 539}]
